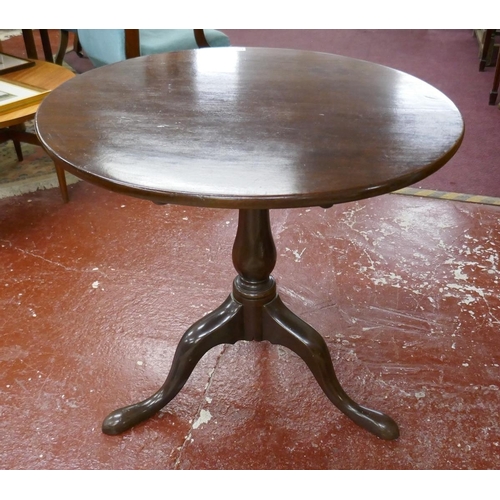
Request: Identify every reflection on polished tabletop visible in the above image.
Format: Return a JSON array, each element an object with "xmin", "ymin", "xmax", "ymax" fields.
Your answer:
[{"xmin": 35, "ymin": 47, "xmax": 464, "ymax": 440}]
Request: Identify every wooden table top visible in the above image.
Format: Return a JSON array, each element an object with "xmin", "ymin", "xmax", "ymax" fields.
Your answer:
[
  {"xmin": 1, "ymin": 59, "xmax": 75, "ymax": 127},
  {"xmin": 35, "ymin": 48, "xmax": 464, "ymax": 209}
]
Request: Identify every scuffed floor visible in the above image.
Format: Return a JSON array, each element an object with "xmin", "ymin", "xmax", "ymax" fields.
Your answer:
[{"xmin": 0, "ymin": 181, "xmax": 499, "ymax": 469}]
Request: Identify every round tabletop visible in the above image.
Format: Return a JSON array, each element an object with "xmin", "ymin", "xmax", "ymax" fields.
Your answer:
[
  {"xmin": 1, "ymin": 59, "xmax": 75, "ymax": 127},
  {"xmin": 35, "ymin": 47, "xmax": 464, "ymax": 209}
]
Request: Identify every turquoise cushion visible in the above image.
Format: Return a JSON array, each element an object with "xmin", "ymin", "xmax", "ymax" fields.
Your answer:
[
  {"xmin": 77, "ymin": 29, "xmax": 230, "ymax": 68},
  {"xmin": 77, "ymin": 30, "xmax": 126, "ymax": 67}
]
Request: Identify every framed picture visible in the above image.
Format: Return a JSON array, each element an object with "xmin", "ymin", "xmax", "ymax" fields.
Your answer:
[
  {"xmin": 0, "ymin": 78, "xmax": 49, "ymax": 114},
  {"xmin": 0, "ymin": 52, "xmax": 35, "ymax": 75}
]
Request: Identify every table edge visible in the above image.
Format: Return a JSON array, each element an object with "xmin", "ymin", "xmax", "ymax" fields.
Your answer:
[{"xmin": 38, "ymin": 127, "xmax": 464, "ymax": 209}]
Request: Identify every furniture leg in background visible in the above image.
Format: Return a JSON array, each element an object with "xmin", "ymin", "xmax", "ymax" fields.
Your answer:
[
  {"xmin": 0, "ymin": 127, "xmax": 24, "ymax": 161},
  {"xmin": 475, "ymin": 30, "xmax": 500, "ymax": 105},
  {"xmin": 490, "ymin": 47, "xmax": 500, "ymax": 105},
  {"xmin": 3, "ymin": 124, "xmax": 69, "ymax": 202},
  {"xmin": 479, "ymin": 29, "xmax": 496, "ymax": 71}
]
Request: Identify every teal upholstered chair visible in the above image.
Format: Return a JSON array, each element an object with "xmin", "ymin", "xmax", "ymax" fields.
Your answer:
[{"xmin": 77, "ymin": 29, "xmax": 230, "ymax": 68}]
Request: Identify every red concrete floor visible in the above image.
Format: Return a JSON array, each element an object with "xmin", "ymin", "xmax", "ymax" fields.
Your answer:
[{"xmin": 0, "ymin": 181, "xmax": 499, "ymax": 470}]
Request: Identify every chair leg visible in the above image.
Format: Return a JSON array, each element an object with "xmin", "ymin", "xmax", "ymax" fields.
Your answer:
[
  {"xmin": 2, "ymin": 124, "xmax": 70, "ymax": 202},
  {"xmin": 74, "ymin": 33, "xmax": 84, "ymax": 57},
  {"xmin": 0, "ymin": 128, "xmax": 23, "ymax": 161},
  {"xmin": 13, "ymin": 139, "xmax": 23, "ymax": 161},
  {"xmin": 55, "ymin": 30, "xmax": 70, "ymax": 66}
]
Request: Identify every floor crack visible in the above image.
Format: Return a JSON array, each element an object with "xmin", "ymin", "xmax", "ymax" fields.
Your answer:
[
  {"xmin": 1, "ymin": 238, "xmax": 107, "ymax": 275},
  {"xmin": 172, "ymin": 344, "xmax": 228, "ymax": 469}
]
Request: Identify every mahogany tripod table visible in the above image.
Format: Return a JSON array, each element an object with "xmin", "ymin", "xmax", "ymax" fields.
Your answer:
[{"xmin": 36, "ymin": 47, "xmax": 464, "ymax": 440}]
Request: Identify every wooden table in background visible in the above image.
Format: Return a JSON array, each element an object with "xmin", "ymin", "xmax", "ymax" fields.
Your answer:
[
  {"xmin": 35, "ymin": 48, "xmax": 464, "ymax": 441},
  {"xmin": 0, "ymin": 59, "xmax": 75, "ymax": 201}
]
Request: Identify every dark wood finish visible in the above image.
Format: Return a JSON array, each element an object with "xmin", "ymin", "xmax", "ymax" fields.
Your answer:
[
  {"xmin": 0, "ymin": 126, "xmax": 23, "ymax": 161},
  {"xmin": 21, "ymin": 29, "xmax": 81, "ymax": 66},
  {"xmin": 102, "ymin": 208, "xmax": 399, "ymax": 439},
  {"xmin": 124, "ymin": 29, "xmax": 141, "ymax": 59},
  {"xmin": 55, "ymin": 29, "xmax": 69, "ymax": 65},
  {"xmin": 21, "ymin": 29, "xmax": 37, "ymax": 59},
  {"xmin": 489, "ymin": 47, "xmax": 500, "ymax": 105},
  {"xmin": 123, "ymin": 29, "xmax": 212, "ymax": 60},
  {"xmin": 21, "ymin": 29, "xmax": 54, "ymax": 62},
  {"xmin": 55, "ymin": 30, "xmax": 83, "ymax": 66},
  {"xmin": 36, "ymin": 48, "xmax": 464, "ymax": 210},
  {"xmin": 35, "ymin": 48, "xmax": 464, "ymax": 440},
  {"xmin": 194, "ymin": 29, "xmax": 210, "ymax": 48},
  {"xmin": 59, "ymin": 30, "xmax": 69, "ymax": 58},
  {"xmin": 39, "ymin": 30, "xmax": 53, "ymax": 63},
  {"xmin": 12, "ymin": 135, "xmax": 23, "ymax": 161},
  {"xmin": 74, "ymin": 34, "xmax": 82, "ymax": 58}
]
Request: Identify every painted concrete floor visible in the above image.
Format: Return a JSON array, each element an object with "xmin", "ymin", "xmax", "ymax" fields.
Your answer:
[{"xmin": 1, "ymin": 181, "xmax": 499, "ymax": 469}]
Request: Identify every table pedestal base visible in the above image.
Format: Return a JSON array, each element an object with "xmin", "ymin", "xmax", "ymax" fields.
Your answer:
[{"xmin": 102, "ymin": 209, "xmax": 400, "ymax": 441}]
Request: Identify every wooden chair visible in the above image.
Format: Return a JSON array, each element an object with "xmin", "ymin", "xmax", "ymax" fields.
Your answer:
[
  {"xmin": 76, "ymin": 29, "xmax": 230, "ymax": 68},
  {"xmin": 21, "ymin": 29, "xmax": 82, "ymax": 66},
  {"xmin": 21, "ymin": 30, "xmax": 54, "ymax": 63}
]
